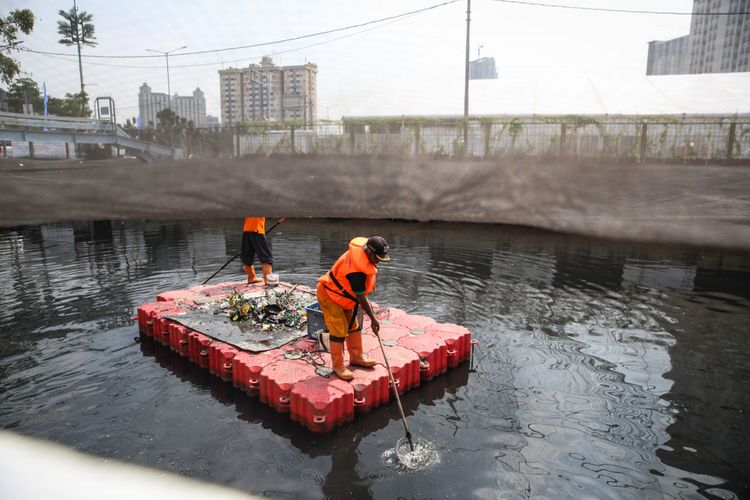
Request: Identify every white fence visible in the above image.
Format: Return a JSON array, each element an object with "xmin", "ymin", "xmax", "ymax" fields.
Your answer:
[{"xmin": 232, "ymin": 115, "xmax": 750, "ymax": 161}]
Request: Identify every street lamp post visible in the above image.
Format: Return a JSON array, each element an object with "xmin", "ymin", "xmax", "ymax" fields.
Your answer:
[
  {"xmin": 146, "ymin": 45, "xmax": 187, "ymax": 109},
  {"xmin": 463, "ymin": 0, "xmax": 471, "ymax": 156}
]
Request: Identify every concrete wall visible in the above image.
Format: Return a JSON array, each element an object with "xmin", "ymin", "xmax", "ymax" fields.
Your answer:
[{"xmin": 1, "ymin": 156, "xmax": 749, "ymax": 250}]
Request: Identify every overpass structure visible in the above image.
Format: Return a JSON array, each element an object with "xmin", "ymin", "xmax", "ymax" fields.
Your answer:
[{"xmin": 0, "ymin": 111, "xmax": 181, "ymax": 159}]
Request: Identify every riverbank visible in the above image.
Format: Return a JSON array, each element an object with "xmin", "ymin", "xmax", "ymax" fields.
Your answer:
[{"xmin": 2, "ymin": 156, "xmax": 749, "ymax": 250}]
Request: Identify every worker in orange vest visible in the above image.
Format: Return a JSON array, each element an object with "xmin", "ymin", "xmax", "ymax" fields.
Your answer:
[
  {"xmin": 241, "ymin": 217, "xmax": 277, "ymax": 284},
  {"xmin": 317, "ymin": 236, "xmax": 390, "ymax": 380}
]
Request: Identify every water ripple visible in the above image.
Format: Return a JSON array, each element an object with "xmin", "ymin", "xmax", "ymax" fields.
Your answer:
[{"xmin": 0, "ymin": 220, "xmax": 748, "ymax": 498}]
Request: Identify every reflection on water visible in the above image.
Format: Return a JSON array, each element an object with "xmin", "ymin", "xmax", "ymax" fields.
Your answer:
[{"xmin": 0, "ymin": 219, "xmax": 748, "ymax": 499}]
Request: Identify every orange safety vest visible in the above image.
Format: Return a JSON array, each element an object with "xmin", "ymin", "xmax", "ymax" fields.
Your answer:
[
  {"xmin": 319, "ymin": 237, "xmax": 377, "ymax": 310},
  {"xmin": 243, "ymin": 217, "xmax": 265, "ymax": 234}
]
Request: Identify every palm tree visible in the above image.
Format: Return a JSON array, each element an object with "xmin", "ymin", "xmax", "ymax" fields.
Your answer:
[{"xmin": 57, "ymin": 1, "xmax": 96, "ymax": 113}]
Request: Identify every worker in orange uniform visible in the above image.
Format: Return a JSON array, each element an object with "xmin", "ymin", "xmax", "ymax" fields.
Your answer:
[
  {"xmin": 317, "ymin": 236, "xmax": 390, "ymax": 380},
  {"xmin": 241, "ymin": 217, "xmax": 277, "ymax": 284}
]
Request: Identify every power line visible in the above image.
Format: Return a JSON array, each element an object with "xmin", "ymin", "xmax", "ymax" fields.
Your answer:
[
  {"xmin": 24, "ymin": 10, "xmax": 424, "ymax": 71},
  {"xmin": 492, "ymin": 0, "xmax": 750, "ymax": 15},
  {"xmin": 25, "ymin": 52, "xmax": 160, "ymax": 69},
  {"xmin": 18, "ymin": 0, "xmax": 459, "ymax": 60}
]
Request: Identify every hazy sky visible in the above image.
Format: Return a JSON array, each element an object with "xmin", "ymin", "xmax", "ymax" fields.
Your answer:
[{"xmin": 6, "ymin": 0, "xmax": 699, "ymax": 120}]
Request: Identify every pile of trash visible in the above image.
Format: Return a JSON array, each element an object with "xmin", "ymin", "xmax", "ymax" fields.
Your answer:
[{"xmin": 219, "ymin": 288, "xmax": 308, "ymax": 332}]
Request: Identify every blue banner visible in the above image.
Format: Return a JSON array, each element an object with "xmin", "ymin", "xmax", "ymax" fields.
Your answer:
[{"xmin": 43, "ymin": 82, "xmax": 48, "ymax": 117}]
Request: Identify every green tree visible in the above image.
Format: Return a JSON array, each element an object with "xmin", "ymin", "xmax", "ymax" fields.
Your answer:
[
  {"xmin": 123, "ymin": 117, "xmax": 136, "ymax": 136},
  {"xmin": 47, "ymin": 91, "xmax": 91, "ymax": 117},
  {"xmin": 5, "ymin": 77, "xmax": 42, "ymax": 113},
  {"xmin": 7, "ymin": 78, "xmax": 91, "ymax": 117},
  {"xmin": 156, "ymin": 108, "xmax": 186, "ymax": 147},
  {"xmin": 0, "ymin": 9, "xmax": 34, "ymax": 84},
  {"xmin": 122, "ymin": 116, "xmax": 151, "ymax": 140},
  {"xmin": 57, "ymin": 2, "xmax": 96, "ymax": 111}
]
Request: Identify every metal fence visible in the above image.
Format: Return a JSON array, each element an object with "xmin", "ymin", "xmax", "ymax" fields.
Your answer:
[
  {"xmin": 235, "ymin": 122, "xmax": 345, "ymax": 155},
  {"xmin": 0, "ymin": 111, "xmax": 180, "ymax": 159},
  {"xmin": 4, "ymin": 114, "xmax": 748, "ymax": 162},
  {"xmin": 228, "ymin": 115, "xmax": 750, "ymax": 161}
]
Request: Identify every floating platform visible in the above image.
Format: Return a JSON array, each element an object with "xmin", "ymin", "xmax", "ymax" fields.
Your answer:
[{"xmin": 136, "ymin": 281, "xmax": 473, "ymax": 432}]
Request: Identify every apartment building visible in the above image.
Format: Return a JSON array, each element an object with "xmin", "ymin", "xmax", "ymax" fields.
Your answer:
[
  {"xmin": 647, "ymin": 0, "xmax": 750, "ymax": 75},
  {"xmin": 219, "ymin": 56, "xmax": 318, "ymax": 125},
  {"xmin": 138, "ymin": 83, "xmax": 207, "ymax": 127}
]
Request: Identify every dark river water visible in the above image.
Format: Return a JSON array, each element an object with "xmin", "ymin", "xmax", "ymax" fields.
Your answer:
[{"xmin": 1, "ymin": 219, "xmax": 748, "ymax": 499}]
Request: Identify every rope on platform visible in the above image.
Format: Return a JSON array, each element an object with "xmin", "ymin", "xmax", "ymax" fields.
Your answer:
[{"xmin": 284, "ymin": 345, "xmax": 333, "ymax": 377}]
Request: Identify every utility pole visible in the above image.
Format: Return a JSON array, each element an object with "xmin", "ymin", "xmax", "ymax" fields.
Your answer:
[
  {"xmin": 73, "ymin": 0, "xmax": 84, "ymax": 100},
  {"xmin": 70, "ymin": 0, "xmax": 88, "ymax": 114},
  {"xmin": 463, "ymin": 0, "xmax": 471, "ymax": 156}
]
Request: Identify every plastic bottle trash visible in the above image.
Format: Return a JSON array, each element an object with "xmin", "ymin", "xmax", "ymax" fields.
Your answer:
[{"xmin": 266, "ymin": 273, "xmax": 280, "ymax": 287}]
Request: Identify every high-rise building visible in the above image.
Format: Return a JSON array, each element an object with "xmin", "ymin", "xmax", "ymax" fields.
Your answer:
[
  {"xmin": 171, "ymin": 88, "xmax": 206, "ymax": 127},
  {"xmin": 647, "ymin": 0, "xmax": 750, "ymax": 75},
  {"xmin": 646, "ymin": 36, "xmax": 690, "ymax": 75},
  {"xmin": 138, "ymin": 84, "xmax": 168, "ymax": 128},
  {"xmin": 219, "ymin": 56, "xmax": 318, "ymax": 126},
  {"xmin": 138, "ymin": 83, "xmax": 207, "ymax": 127},
  {"xmin": 469, "ymin": 57, "xmax": 498, "ymax": 80}
]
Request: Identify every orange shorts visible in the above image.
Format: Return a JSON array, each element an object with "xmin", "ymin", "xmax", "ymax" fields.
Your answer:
[{"xmin": 316, "ymin": 282, "xmax": 359, "ymax": 340}]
